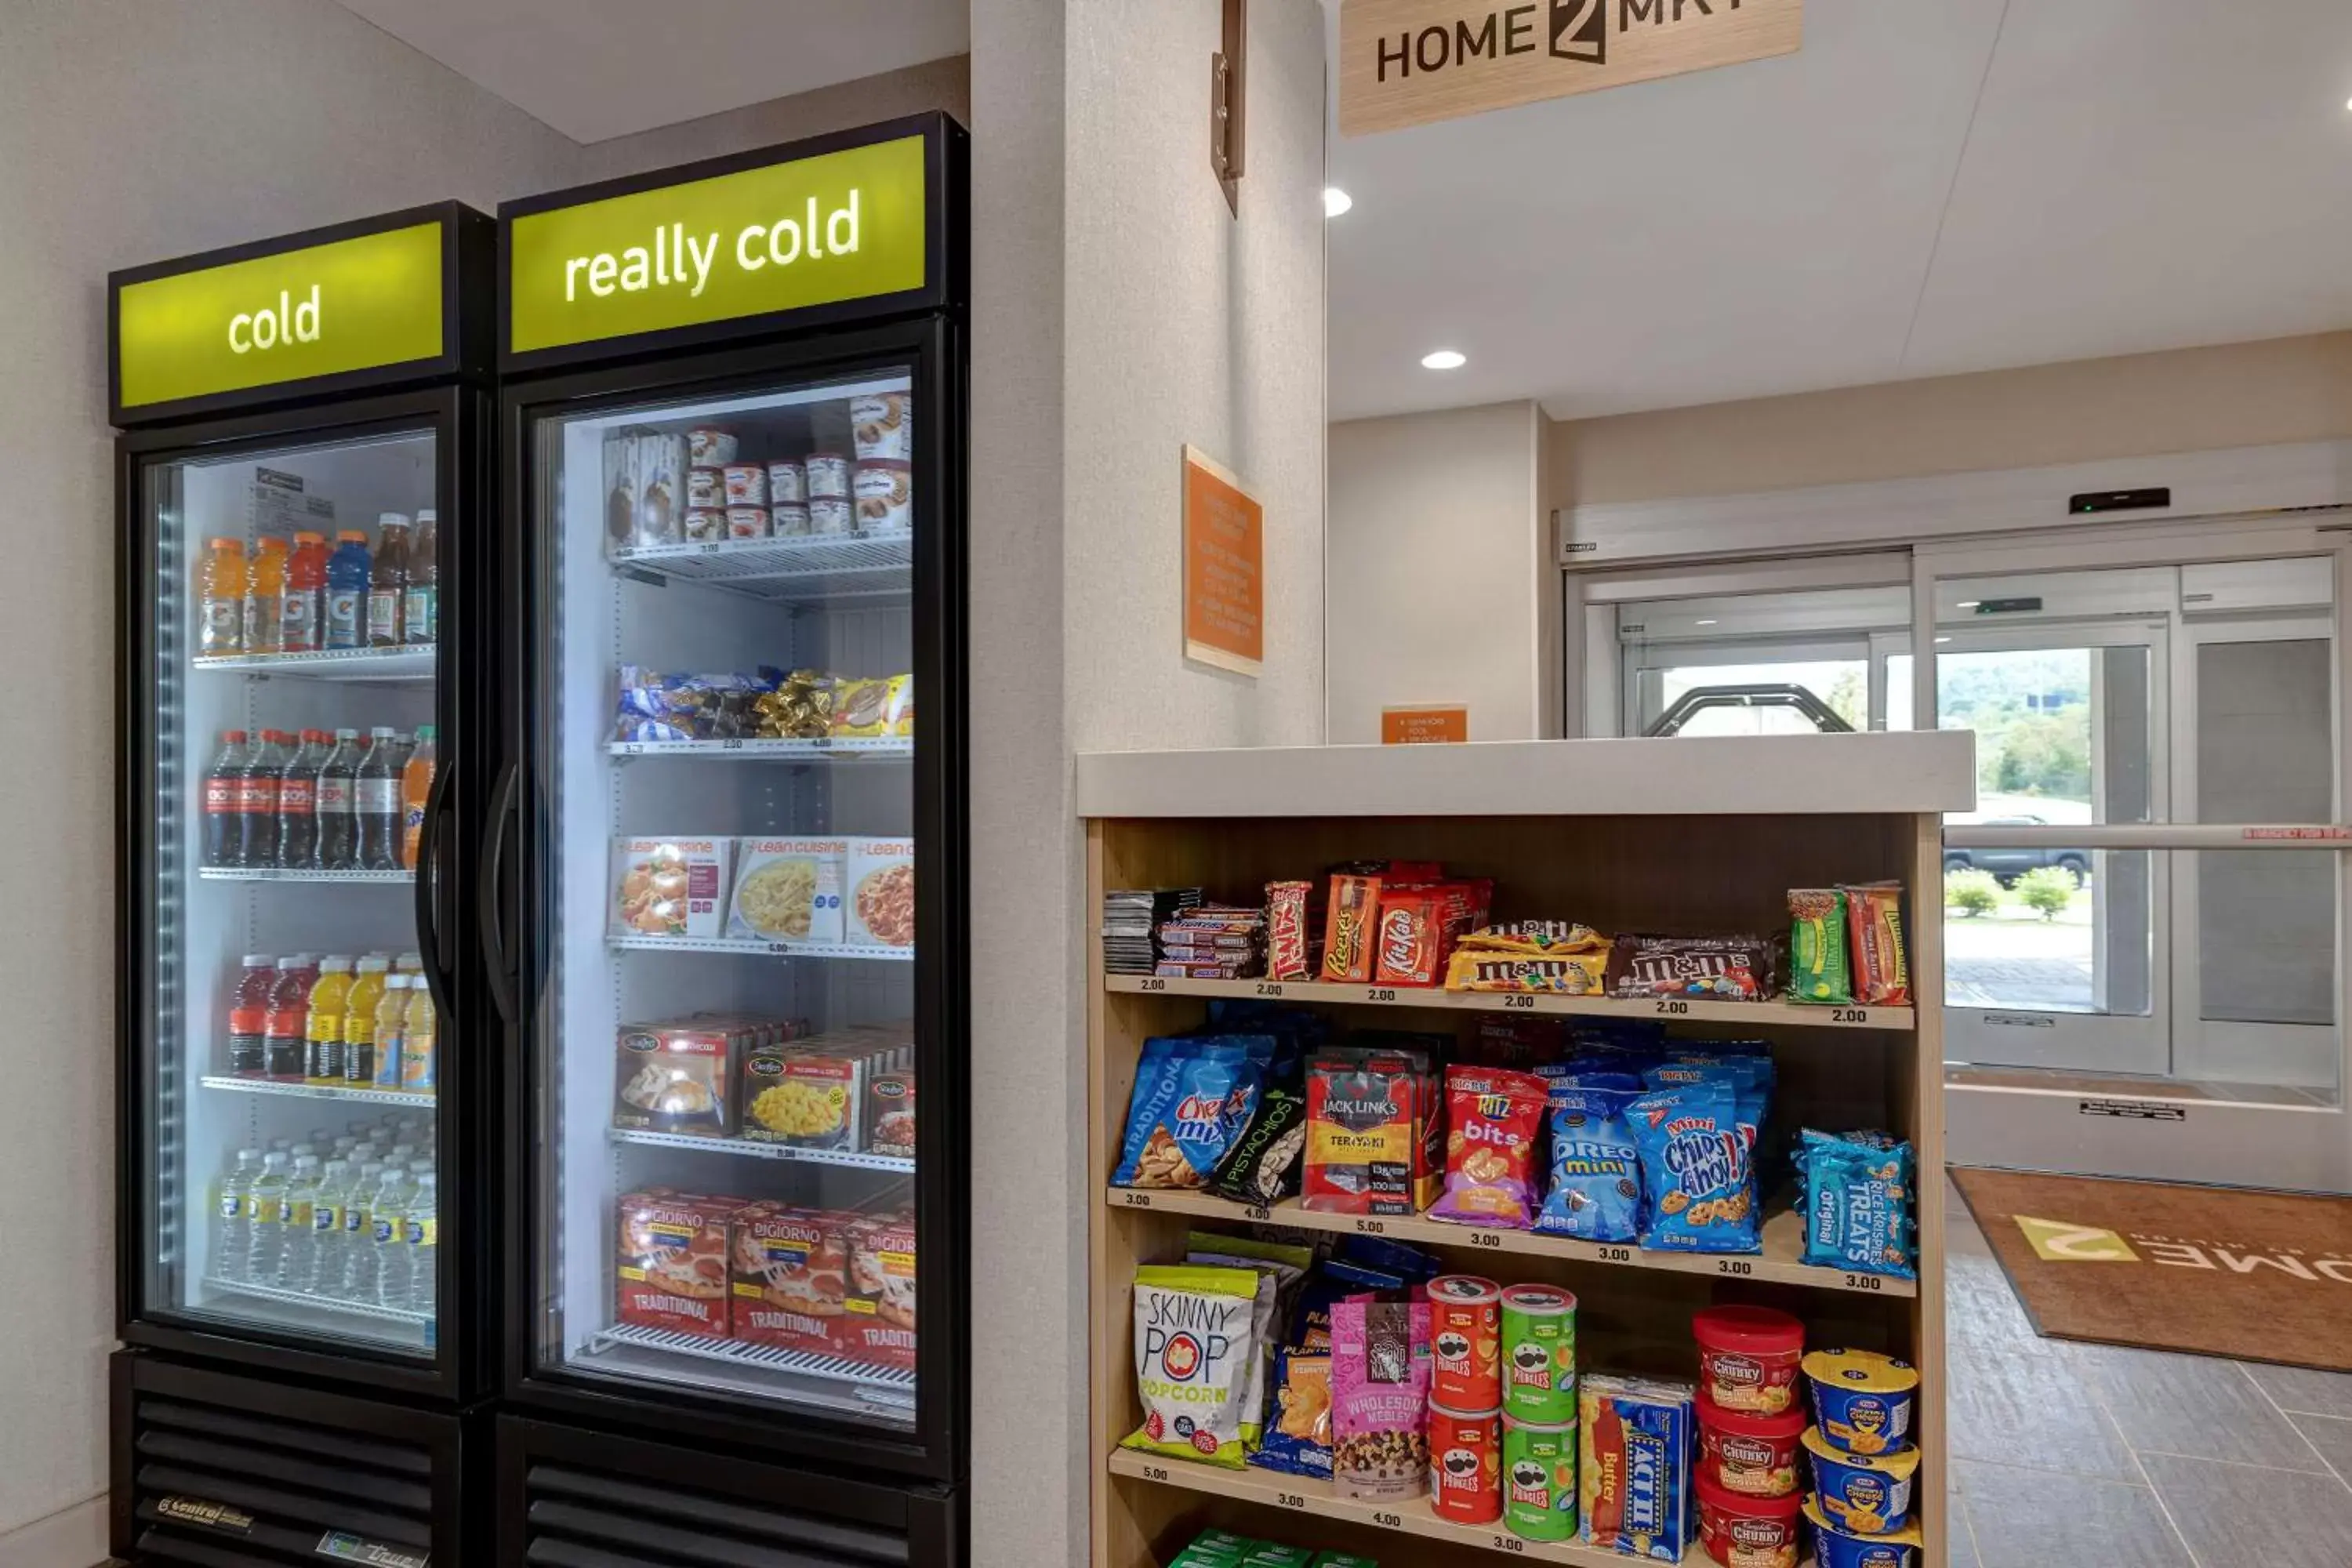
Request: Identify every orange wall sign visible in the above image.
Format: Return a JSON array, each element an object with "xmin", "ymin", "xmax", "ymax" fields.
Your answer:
[
  {"xmin": 1382, "ymin": 706, "xmax": 1469, "ymax": 744},
  {"xmin": 1181, "ymin": 445, "xmax": 1265, "ymax": 677}
]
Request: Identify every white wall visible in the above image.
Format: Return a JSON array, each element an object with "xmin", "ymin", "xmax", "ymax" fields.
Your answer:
[
  {"xmin": 0, "ymin": 2, "xmax": 580, "ymax": 1557},
  {"xmin": 967, "ymin": 2, "xmax": 1327, "ymax": 1565},
  {"xmin": 1326, "ymin": 401, "xmax": 1547, "ymax": 742}
]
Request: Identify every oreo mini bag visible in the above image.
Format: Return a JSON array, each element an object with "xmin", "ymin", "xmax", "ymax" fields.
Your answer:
[{"xmin": 1627, "ymin": 1084, "xmax": 1762, "ymax": 1254}]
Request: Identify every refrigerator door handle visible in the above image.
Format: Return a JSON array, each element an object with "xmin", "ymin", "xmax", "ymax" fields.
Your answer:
[
  {"xmin": 479, "ymin": 761, "xmax": 519, "ymax": 1022},
  {"xmin": 412, "ymin": 753, "xmax": 459, "ymax": 989}
]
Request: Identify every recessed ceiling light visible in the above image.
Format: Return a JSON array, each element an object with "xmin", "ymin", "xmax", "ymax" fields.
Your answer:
[
  {"xmin": 1421, "ymin": 349, "xmax": 1467, "ymax": 370},
  {"xmin": 1323, "ymin": 187, "xmax": 1353, "ymax": 218},
  {"xmin": 1694, "ymin": 619, "xmax": 1718, "ymax": 626},
  {"xmin": 1955, "ymin": 601, "xmax": 1980, "ymax": 609},
  {"xmin": 1936, "ymin": 637, "xmax": 1952, "ymax": 644}
]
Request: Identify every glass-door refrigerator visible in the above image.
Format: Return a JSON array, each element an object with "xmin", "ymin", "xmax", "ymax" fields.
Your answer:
[
  {"xmin": 492, "ymin": 115, "xmax": 966, "ymax": 1557},
  {"xmin": 111, "ymin": 205, "xmax": 495, "ymax": 1568}
]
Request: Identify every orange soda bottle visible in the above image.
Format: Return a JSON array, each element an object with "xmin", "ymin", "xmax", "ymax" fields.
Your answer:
[
  {"xmin": 401, "ymin": 726, "xmax": 436, "ymax": 869},
  {"xmin": 244, "ymin": 538, "xmax": 288, "ymax": 655},
  {"xmin": 198, "ymin": 538, "xmax": 246, "ymax": 655}
]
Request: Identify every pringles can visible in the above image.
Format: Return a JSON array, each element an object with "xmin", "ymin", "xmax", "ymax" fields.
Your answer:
[
  {"xmin": 1428, "ymin": 1404, "xmax": 1503, "ymax": 1524},
  {"xmin": 1428, "ymin": 1276, "xmax": 1503, "ymax": 1410},
  {"xmin": 1502, "ymin": 1415, "xmax": 1579, "ymax": 1541},
  {"xmin": 1501, "ymin": 1283, "xmax": 1578, "ymax": 1425}
]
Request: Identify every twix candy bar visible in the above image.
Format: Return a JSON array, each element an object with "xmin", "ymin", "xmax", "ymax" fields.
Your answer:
[
  {"xmin": 1320, "ymin": 874, "xmax": 1383, "ymax": 983},
  {"xmin": 1266, "ymin": 880, "xmax": 1313, "ymax": 980}
]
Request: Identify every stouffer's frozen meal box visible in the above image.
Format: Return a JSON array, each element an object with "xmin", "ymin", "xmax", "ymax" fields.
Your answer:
[
  {"xmin": 611, "ymin": 1022, "xmax": 739, "ymax": 1138},
  {"xmin": 844, "ymin": 837, "xmax": 916, "ymax": 949},
  {"xmin": 736, "ymin": 1027, "xmax": 911, "ymax": 1149},
  {"xmin": 615, "ymin": 1190, "xmax": 738, "ymax": 1338},
  {"xmin": 839, "ymin": 1212, "xmax": 916, "ymax": 1370},
  {"xmin": 727, "ymin": 838, "xmax": 847, "ymax": 945},
  {"xmin": 611, "ymin": 837, "xmax": 731, "ymax": 939},
  {"xmin": 729, "ymin": 1203, "xmax": 852, "ymax": 1354}
]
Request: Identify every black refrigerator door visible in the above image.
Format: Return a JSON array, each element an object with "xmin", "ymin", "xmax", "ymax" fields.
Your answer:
[
  {"xmin": 499, "ymin": 319, "xmax": 966, "ymax": 1483},
  {"xmin": 118, "ymin": 384, "xmax": 496, "ymax": 1402}
]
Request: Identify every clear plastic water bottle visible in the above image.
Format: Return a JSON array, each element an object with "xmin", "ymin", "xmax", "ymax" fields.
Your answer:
[
  {"xmin": 404, "ymin": 1172, "xmax": 438, "ymax": 1315},
  {"xmin": 305, "ymin": 1159, "xmax": 353, "ymax": 1295},
  {"xmin": 369, "ymin": 1162, "xmax": 416, "ymax": 1308},
  {"xmin": 337, "ymin": 1161, "xmax": 384, "ymax": 1301},
  {"xmin": 213, "ymin": 1149, "xmax": 261, "ymax": 1283},
  {"xmin": 245, "ymin": 1152, "xmax": 290, "ymax": 1286},
  {"xmin": 278, "ymin": 1155, "xmax": 323, "ymax": 1290}
]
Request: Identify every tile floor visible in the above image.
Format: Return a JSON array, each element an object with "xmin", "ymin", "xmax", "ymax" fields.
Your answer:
[{"xmin": 1944, "ymin": 1176, "xmax": 2352, "ymax": 1566}]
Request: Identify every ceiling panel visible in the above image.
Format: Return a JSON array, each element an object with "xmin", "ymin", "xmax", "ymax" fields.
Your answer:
[{"xmin": 330, "ymin": 0, "xmax": 968, "ymax": 143}]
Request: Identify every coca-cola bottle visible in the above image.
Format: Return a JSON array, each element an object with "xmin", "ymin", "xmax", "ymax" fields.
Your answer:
[
  {"xmin": 275, "ymin": 730, "xmax": 326, "ymax": 869},
  {"xmin": 354, "ymin": 727, "xmax": 405, "ymax": 873},
  {"xmin": 203, "ymin": 730, "xmax": 250, "ymax": 868},
  {"xmin": 312, "ymin": 729, "xmax": 361, "ymax": 871},
  {"xmin": 236, "ymin": 730, "xmax": 289, "ymax": 869}
]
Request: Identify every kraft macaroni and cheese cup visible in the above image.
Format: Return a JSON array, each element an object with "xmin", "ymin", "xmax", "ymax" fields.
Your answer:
[
  {"xmin": 1802, "ymin": 1497, "xmax": 1922, "ymax": 1568},
  {"xmin": 1501, "ymin": 1414, "xmax": 1577, "ymax": 1541},
  {"xmin": 1802, "ymin": 1427, "xmax": 1918, "ymax": 1535},
  {"xmin": 1800, "ymin": 1348, "xmax": 1918, "ymax": 1455},
  {"xmin": 1501, "ymin": 1283, "xmax": 1578, "ymax": 1424}
]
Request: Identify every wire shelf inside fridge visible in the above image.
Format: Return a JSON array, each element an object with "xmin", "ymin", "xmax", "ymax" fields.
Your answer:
[
  {"xmin": 608, "ymin": 1126, "xmax": 915, "ymax": 1173},
  {"xmin": 200, "ymin": 1075, "xmax": 435, "ymax": 1107},
  {"xmin": 607, "ymin": 736, "xmax": 914, "ymax": 764},
  {"xmin": 585, "ymin": 1322, "xmax": 916, "ymax": 1402},
  {"xmin": 608, "ymin": 533, "xmax": 912, "ymax": 604},
  {"xmin": 201, "ymin": 1274, "xmax": 434, "ymax": 1327},
  {"xmin": 608, "ymin": 934, "xmax": 916, "ymax": 961},
  {"xmin": 196, "ymin": 867, "xmax": 416, "ymax": 884},
  {"xmin": 191, "ymin": 646, "xmax": 437, "ymax": 682}
]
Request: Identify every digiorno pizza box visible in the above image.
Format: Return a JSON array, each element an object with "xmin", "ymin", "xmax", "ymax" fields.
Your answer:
[{"xmin": 616, "ymin": 1190, "xmax": 742, "ymax": 1338}]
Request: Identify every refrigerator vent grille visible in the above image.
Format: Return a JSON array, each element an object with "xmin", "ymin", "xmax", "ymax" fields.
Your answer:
[
  {"xmin": 522, "ymin": 1461, "xmax": 911, "ymax": 1568},
  {"xmin": 125, "ymin": 1392, "xmax": 434, "ymax": 1568}
]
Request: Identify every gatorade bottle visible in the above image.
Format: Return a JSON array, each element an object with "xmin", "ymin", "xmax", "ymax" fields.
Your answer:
[
  {"xmin": 324, "ymin": 530, "xmax": 371, "ymax": 651},
  {"xmin": 197, "ymin": 537, "xmax": 246, "ymax": 656},
  {"xmin": 203, "ymin": 731, "xmax": 250, "ymax": 868},
  {"xmin": 401, "ymin": 727, "xmax": 436, "ymax": 869},
  {"xmin": 213, "ymin": 1148, "xmax": 262, "ymax": 1284},
  {"xmin": 242, "ymin": 538, "xmax": 286, "ymax": 655},
  {"xmin": 304, "ymin": 956, "xmax": 354, "ymax": 1085},
  {"xmin": 236, "ymin": 730, "xmax": 288, "ymax": 869},
  {"xmin": 263, "ymin": 956, "xmax": 314, "ymax": 1082},
  {"xmin": 401, "ymin": 981, "xmax": 437, "ymax": 1094},
  {"xmin": 312, "ymin": 728, "xmax": 361, "ymax": 870},
  {"xmin": 404, "ymin": 511, "xmax": 437, "ymax": 646},
  {"xmin": 282, "ymin": 531, "xmax": 327, "ymax": 653},
  {"xmin": 227, "ymin": 954, "xmax": 274, "ymax": 1077},
  {"xmin": 368, "ymin": 517, "xmax": 410, "ymax": 648},
  {"xmin": 372, "ymin": 974, "xmax": 411, "ymax": 1090},
  {"xmin": 274, "ymin": 730, "xmax": 324, "ymax": 869},
  {"xmin": 243, "ymin": 1152, "xmax": 289, "ymax": 1285},
  {"xmin": 354, "ymin": 728, "xmax": 405, "ymax": 872},
  {"xmin": 343, "ymin": 955, "xmax": 389, "ymax": 1088}
]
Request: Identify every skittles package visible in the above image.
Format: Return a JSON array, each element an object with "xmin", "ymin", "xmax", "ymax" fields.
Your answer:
[{"xmin": 1626, "ymin": 1083, "xmax": 1762, "ymax": 1254}]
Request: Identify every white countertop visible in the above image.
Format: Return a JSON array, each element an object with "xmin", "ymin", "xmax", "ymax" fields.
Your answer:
[{"xmin": 1075, "ymin": 732, "xmax": 1976, "ymax": 818}]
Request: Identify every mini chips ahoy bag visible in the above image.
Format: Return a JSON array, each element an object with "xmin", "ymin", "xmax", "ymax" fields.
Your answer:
[
  {"xmin": 1112, "ymin": 1039, "xmax": 1264, "ymax": 1189},
  {"xmin": 1628, "ymin": 1084, "xmax": 1762, "ymax": 1254},
  {"xmin": 1535, "ymin": 1084, "xmax": 1642, "ymax": 1242},
  {"xmin": 1797, "ymin": 1128, "xmax": 1917, "ymax": 1279}
]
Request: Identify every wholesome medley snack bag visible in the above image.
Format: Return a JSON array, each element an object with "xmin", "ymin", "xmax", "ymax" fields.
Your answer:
[
  {"xmin": 1627, "ymin": 1083, "xmax": 1762, "ymax": 1254},
  {"xmin": 1113, "ymin": 1038, "xmax": 1265, "ymax": 1189},
  {"xmin": 1428, "ymin": 1066, "xmax": 1548, "ymax": 1229},
  {"xmin": 1330, "ymin": 1297, "xmax": 1432, "ymax": 1501},
  {"xmin": 1123, "ymin": 1265, "xmax": 1260, "ymax": 1469},
  {"xmin": 1534, "ymin": 1084, "xmax": 1642, "ymax": 1242}
]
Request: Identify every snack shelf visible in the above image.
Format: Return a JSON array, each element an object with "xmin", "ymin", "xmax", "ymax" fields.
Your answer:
[
  {"xmin": 586, "ymin": 1322, "xmax": 916, "ymax": 1395},
  {"xmin": 1101, "ymin": 1186, "xmax": 1911, "ymax": 1297},
  {"xmin": 196, "ymin": 867, "xmax": 416, "ymax": 884},
  {"xmin": 1105, "ymin": 1450, "xmax": 1630, "ymax": 1567},
  {"xmin": 609, "ymin": 532, "xmax": 913, "ymax": 604},
  {"xmin": 201, "ymin": 1275, "xmax": 435, "ymax": 1328},
  {"xmin": 607, "ymin": 735, "xmax": 914, "ymax": 763},
  {"xmin": 608, "ymin": 1127, "xmax": 915, "ymax": 1173},
  {"xmin": 191, "ymin": 646, "xmax": 436, "ymax": 682},
  {"xmin": 200, "ymin": 1075, "xmax": 435, "ymax": 1107},
  {"xmin": 1104, "ymin": 973, "xmax": 1911, "ymax": 1030},
  {"xmin": 608, "ymin": 934, "xmax": 916, "ymax": 961}
]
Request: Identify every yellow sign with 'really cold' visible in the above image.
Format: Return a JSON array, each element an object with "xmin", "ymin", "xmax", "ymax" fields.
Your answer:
[
  {"xmin": 117, "ymin": 223, "xmax": 445, "ymax": 411},
  {"xmin": 508, "ymin": 135, "xmax": 927, "ymax": 356}
]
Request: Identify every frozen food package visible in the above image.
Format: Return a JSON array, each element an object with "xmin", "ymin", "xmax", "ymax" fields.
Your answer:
[
  {"xmin": 854, "ymin": 460, "xmax": 913, "ymax": 532},
  {"xmin": 730, "ymin": 1205, "xmax": 848, "ymax": 1354},
  {"xmin": 686, "ymin": 427, "xmax": 739, "ymax": 466},
  {"xmin": 741, "ymin": 1047, "xmax": 866, "ymax": 1149},
  {"xmin": 612, "ymin": 1020, "xmax": 742, "ymax": 1136},
  {"xmin": 610, "ymin": 837, "xmax": 731, "ymax": 938},
  {"xmin": 614, "ymin": 666, "xmax": 783, "ymax": 742},
  {"xmin": 867, "ymin": 1069, "xmax": 916, "ymax": 1154},
  {"xmin": 851, "ymin": 392, "xmax": 913, "ymax": 459},
  {"xmin": 632, "ymin": 431, "xmax": 685, "ymax": 547},
  {"xmin": 728, "ymin": 837, "xmax": 847, "ymax": 944},
  {"xmin": 616, "ymin": 1191, "xmax": 738, "ymax": 1338},
  {"xmin": 839, "ymin": 1214, "xmax": 916, "ymax": 1369},
  {"xmin": 603, "ymin": 433, "xmax": 639, "ymax": 550},
  {"xmin": 846, "ymin": 837, "xmax": 916, "ymax": 947}
]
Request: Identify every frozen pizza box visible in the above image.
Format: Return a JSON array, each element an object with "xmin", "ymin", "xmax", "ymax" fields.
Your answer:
[
  {"xmin": 844, "ymin": 837, "xmax": 916, "ymax": 949},
  {"xmin": 615, "ymin": 1190, "xmax": 741, "ymax": 1338},
  {"xmin": 838, "ymin": 1213, "xmax": 916, "ymax": 1370},
  {"xmin": 610, "ymin": 837, "xmax": 731, "ymax": 940},
  {"xmin": 730, "ymin": 1205, "xmax": 853, "ymax": 1354},
  {"xmin": 727, "ymin": 837, "xmax": 846, "ymax": 945}
]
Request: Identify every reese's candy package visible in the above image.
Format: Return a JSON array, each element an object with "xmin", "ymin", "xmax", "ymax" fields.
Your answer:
[{"xmin": 1320, "ymin": 874, "xmax": 1383, "ymax": 982}]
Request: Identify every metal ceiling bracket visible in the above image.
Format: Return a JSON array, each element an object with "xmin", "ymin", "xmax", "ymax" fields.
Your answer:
[{"xmin": 1212, "ymin": 0, "xmax": 1247, "ymax": 216}]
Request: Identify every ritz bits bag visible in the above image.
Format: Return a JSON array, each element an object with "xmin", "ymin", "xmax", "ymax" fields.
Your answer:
[
  {"xmin": 1123, "ymin": 1265, "xmax": 1261, "ymax": 1469},
  {"xmin": 1428, "ymin": 1065, "xmax": 1549, "ymax": 1229}
]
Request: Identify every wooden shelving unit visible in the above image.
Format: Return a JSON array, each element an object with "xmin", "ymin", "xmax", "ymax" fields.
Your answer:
[{"xmin": 1081, "ymin": 735, "xmax": 1970, "ymax": 1568}]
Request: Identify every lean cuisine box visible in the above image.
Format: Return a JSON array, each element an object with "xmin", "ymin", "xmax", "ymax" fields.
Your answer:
[
  {"xmin": 610, "ymin": 837, "xmax": 731, "ymax": 939},
  {"xmin": 844, "ymin": 837, "xmax": 916, "ymax": 948}
]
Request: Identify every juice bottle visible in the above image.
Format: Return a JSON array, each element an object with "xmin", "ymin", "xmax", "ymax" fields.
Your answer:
[
  {"xmin": 196, "ymin": 537, "xmax": 245, "ymax": 656},
  {"xmin": 368, "ymin": 516, "xmax": 410, "ymax": 648},
  {"xmin": 227, "ymin": 954, "xmax": 275, "ymax": 1077},
  {"xmin": 404, "ymin": 510, "xmax": 437, "ymax": 646},
  {"xmin": 263, "ymin": 956, "xmax": 314, "ymax": 1082},
  {"xmin": 324, "ymin": 530, "xmax": 372, "ymax": 651},
  {"xmin": 401, "ymin": 726, "xmax": 436, "ymax": 869},
  {"xmin": 401, "ymin": 980, "xmax": 437, "ymax": 1094},
  {"xmin": 343, "ymin": 955, "xmax": 389, "ymax": 1087},
  {"xmin": 281, "ymin": 531, "xmax": 327, "ymax": 653},
  {"xmin": 243, "ymin": 538, "xmax": 287, "ymax": 655},
  {"xmin": 372, "ymin": 974, "xmax": 410, "ymax": 1090},
  {"xmin": 304, "ymin": 955, "xmax": 354, "ymax": 1085},
  {"xmin": 202, "ymin": 731, "xmax": 250, "ymax": 868}
]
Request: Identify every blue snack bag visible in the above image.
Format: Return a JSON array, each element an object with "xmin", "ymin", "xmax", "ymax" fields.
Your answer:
[
  {"xmin": 1627, "ymin": 1084, "xmax": 1762, "ymax": 1254},
  {"xmin": 1798, "ymin": 1128, "xmax": 1917, "ymax": 1279},
  {"xmin": 1535, "ymin": 1085, "xmax": 1643, "ymax": 1242},
  {"xmin": 1111, "ymin": 1039, "xmax": 1261, "ymax": 1188}
]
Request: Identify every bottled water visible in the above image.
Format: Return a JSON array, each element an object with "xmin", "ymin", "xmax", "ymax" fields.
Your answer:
[
  {"xmin": 278, "ymin": 1156, "xmax": 323, "ymax": 1290},
  {"xmin": 404, "ymin": 1173, "xmax": 438, "ymax": 1315},
  {"xmin": 245, "ymin": 1152, "xmax": 290, "ymax": 1284},
  {"xmin": 337, "ymin": 1161, "xmax": 384, "ymax": 1301},
  {"xmin": 369, "ymin": 1163, "xmax": 416, "ymax": 1308},
  {"xmin": 306, "ymin": 1160, "xmax": 354, "ymax": 1295},
  {"xmin": 213, "ymin": 1149, "xmax": 261, "ymax": 1284}
]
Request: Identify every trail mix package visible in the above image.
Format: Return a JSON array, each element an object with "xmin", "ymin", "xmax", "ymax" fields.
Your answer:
[
  {"xmin": 1330, "ymin": 1297, "xmax": 1432, "ymax": 1501},
  {"xmin": 1428, "ymin": 1065, "xmax": 1549, "ymax": 1229},
  {"xmin": 1797, "ymin": 1128, "xmax": 1917, "ymax": 1279},
  {"xmin": 1534, "ymin": 1083, "xmax": 1643, "ymax": 1242},
  {"xmin": 1112, "ymin": 1037, "xmax": 1267, "ymax": 1189},
  {"xmin": 1123, "ymin": 1265, "xmax": 1260, "ymax": 1469},
  {"xmin": 1627, "ymin": 1083, "xmax": 1762, "ymax": 1254}
]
